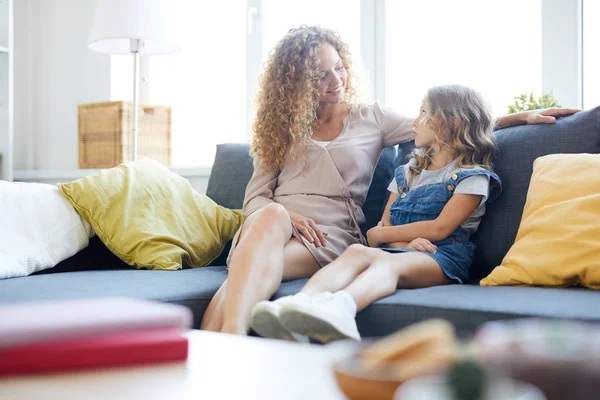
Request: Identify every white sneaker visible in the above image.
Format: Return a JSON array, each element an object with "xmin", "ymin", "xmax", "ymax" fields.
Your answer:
[
  {"xmin": 279, "ymin": 292, "xmax": 361, "ymax": 344},
  {"xmin": 250, "ymin": 293, "xmax": 311, "ymax": 342}
]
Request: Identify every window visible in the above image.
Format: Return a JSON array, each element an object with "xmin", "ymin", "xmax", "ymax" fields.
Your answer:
[
  {"xmin": 385, "ymin": 0, "xmax": 542, "ymax": 117},
  {"xmin": 583, "ymin": 0, "xmax": 600, "ymax": 109},
  {"xmin": 260, "ymin": 0, "xmax": 361, "ymax": 64},
  {"xmin": 122, "ymin": 0, "xmax": 589, "ymax": 169},
  {"xmin": 136, "ymin": 1, "xmax": 361, "ymax": 168},
  {"xmin": 142, "ymin": 2, "xmax": 247, "ymax": 168}
]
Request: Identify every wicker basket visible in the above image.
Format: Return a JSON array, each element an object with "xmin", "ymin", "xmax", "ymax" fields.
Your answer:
[{"xmin": 78, "ymin": 101, "xmax": 172, "ymax": 168}]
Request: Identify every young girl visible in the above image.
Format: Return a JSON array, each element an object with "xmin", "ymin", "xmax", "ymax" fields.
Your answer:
[{"xmin": 250, "ymin": 85, "xmax": 502, "ymax": 343}]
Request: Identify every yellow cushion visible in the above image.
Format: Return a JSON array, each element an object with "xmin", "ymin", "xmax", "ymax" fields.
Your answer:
[
  {"xmin": 58, "ymin": 159, "xmax": 244, "ymax": 270},
  {"xmin": 481, "ymin": 153, "xmax": 600, "ymax": 289}
]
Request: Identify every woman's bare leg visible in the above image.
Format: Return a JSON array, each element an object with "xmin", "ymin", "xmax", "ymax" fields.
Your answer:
[
  {"xmin": 200, "ymin": 281, "xmax": 228, "ymax": 332},
  {"xmin": 202, "ymin": 203, "xmax": 320, "ymax": 335},
  {"xmin": 300, "ymin": 244, "xmax": 383, "ymax": 295},
  {"xmin": 343, "ymin": 252, "xmax": 451, "ymax": 311},
  {"xmin": 200, "ymin": 238, "xmax": 319, "ymax": 332}
]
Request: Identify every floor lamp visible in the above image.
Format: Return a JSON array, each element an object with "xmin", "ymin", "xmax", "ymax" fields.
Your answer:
[{"xmin": 88, "ymin": 0, "xmax": 180, "ymax": 162}]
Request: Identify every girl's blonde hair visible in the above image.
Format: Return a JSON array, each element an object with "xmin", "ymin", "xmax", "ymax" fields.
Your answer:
[
  {"xmin": 251, "ymin": 25, "xmax": 358, "ymax": 171},
  {"xmin": 410, "ymin": 85, "xmax": 496, "ymax": 182}
]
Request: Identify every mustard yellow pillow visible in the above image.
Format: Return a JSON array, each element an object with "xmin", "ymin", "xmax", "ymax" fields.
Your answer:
[
  {"xmin": 58, "ymin": 159, "xmax": 244, "ymax": 270},
  {"xmin": 481, "ymin": 154, "xmax": 600, "ymax": 289}
]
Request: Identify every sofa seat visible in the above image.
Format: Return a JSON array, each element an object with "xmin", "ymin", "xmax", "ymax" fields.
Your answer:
[{"xmin": 2, "ymin": 267, "xmax": 599, "ymax": 337}]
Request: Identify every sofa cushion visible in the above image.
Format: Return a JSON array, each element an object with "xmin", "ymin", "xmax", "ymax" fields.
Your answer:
[
  {"xmin": 481, "ymin": 153, "xmax": 600, "ymax": 288},
  {"xmin": 0, "ymin": 182, "xmax": 95, "ymax": 279},
  {"xmin": 472, "ymin": 107, "xmax": 600, "ymax": 278},
  {"xmin": 0, "ymin": 268, "xmax": 228, "ymax": 327},
  {"xmin": 59, "ymin": 159, "xmax": 244, "ymax": 270},
  {"xmin": 3, "ymin": 267, "xmax": 599, "ymax": 337},
  {"xmin": 206, "ymin": 143, "xmax": 254, "ymax": 209},
  {"xmin": 273, "ymin": 281, "xmax": 600, "ymax": 338}
]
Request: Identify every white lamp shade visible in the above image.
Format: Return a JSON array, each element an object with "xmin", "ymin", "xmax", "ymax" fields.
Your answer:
[{"xmin": 88, "ymin": 0, "xmax": 181, "ymax": 55}]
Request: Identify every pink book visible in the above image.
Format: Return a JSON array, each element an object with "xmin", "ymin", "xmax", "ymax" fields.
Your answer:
[
  {"xmin": 0, "ymin": 297, "xmax": 193, "ymax": 349},
  {"xmin": 0, "ymin": 327, "xmax": 189, "ymax": 375}
]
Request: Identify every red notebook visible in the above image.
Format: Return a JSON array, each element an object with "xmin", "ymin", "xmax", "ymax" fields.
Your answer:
[
  {"xmin": 0, "ymin": 297, "xmax": 193, "ymax": 349},
  {"xmin": 0, "ymin": 327, "xmax": 188, "ymax": 375}
]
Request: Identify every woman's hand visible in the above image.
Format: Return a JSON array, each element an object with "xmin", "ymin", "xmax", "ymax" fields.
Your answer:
[
  {"xmin": 378, "ymin": 218, "xmax": 392, "ymax": 227},
  {"xmin": 495, "ymin": 107, "xmax": 580, "ymax": 130},
  {"xmin": 407, "ymin": 238, "xmax": 437, "ymax": 253},
  {"xmin": 366, "ymin": 227, "xmax": 384, "ymax": 247},
  {"xmin": 521, "ymin": 107, "xmax": 581, "ymax": 125},
  {"xmin": 288, "ymin": 210, "xmax": 327, "ymax": 248}
]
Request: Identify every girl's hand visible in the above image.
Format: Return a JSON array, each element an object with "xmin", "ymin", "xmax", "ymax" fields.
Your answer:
[
  {"xmin": 522, "ymin": 107, "xmax": 580, "ymax": 125},
  {"xmin": 407, "ymin": 238, "xmax": 437, "ymax": 253},
  {"xmin": 288, "ymin": 210, "xmax": 327, "ymax": 248}
]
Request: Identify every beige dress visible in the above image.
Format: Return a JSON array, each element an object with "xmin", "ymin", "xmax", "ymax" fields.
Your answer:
[{"xmin": 228, "ymin": 102, "xmax": 413, "ymax": 267}]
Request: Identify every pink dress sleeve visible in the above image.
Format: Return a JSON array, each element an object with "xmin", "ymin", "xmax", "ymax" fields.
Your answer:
[
  {"xmin": 371, "ymin": 102, "xmax": 414, "ymax": 147},
  {"xmin": 242, "ymin": 156, "xmax": 279, "ymax": 216}
]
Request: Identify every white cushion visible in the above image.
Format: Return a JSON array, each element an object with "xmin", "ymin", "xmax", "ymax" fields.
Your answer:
[{"xmin": 0, "ymin": 182, "xmax": 94, "ymax": 279}]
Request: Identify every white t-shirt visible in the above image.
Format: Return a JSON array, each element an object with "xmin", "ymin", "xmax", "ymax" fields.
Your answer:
[
  {"xmin": 312, "ymin": 140, "xmax": 331, "ymax": 147},
  {"xmin": 387, "ymin": 159, "xmax": 490, "ymax": 233}
]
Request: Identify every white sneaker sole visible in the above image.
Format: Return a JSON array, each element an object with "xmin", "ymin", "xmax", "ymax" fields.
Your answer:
[
  {"xmin": 279, "ymin": 304, "xmax": 361, "ymax": 344},
  {"xmin": 250, "ymin": 302, "xmax": 307, "ymax": 342}
]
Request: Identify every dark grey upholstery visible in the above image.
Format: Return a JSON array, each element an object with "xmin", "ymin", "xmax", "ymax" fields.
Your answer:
[
  {"xmin": 274, "ymin": 281, "xmax": 600, "ymax": 338},
  {"xmin": 1, "ymin": 108, "xmax": 599, "ymax": 338},
  {"xmin": 472, "ymin": 106, "xmax": 600, "ymax": 277},
  {"xmin": 0, "ymin": 268, "xmax": 227, "ymax": 328},
  {"xmin": 206, "ymin": 143, "xmax": 254, "ymax": 210},
  {"xmin": 3, "ymin": 268, "xmax": 599, "ymax": 337},
  {"xmin": 361, "ymin": 146, "xmax": 397, "ymax": 234}
]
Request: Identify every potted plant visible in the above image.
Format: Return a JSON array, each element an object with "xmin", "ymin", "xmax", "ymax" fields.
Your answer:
[{"xmin": 507, "ymin": 92, "xmax": 560, "ymax": 114}]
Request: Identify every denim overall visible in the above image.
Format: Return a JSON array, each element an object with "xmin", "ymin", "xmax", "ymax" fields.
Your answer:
[{"xmin": 385, "ymin": 165, "xmax": 502, "ymax": 283}]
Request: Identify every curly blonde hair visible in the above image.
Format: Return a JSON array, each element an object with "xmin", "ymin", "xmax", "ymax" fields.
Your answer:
[
  {"xmin": 251, "ymin": 25, "xmax": 358, "ymax": 171},
  {"xmin": 410, "ymin": 85, "xmax": 496, "ymax": 184}
]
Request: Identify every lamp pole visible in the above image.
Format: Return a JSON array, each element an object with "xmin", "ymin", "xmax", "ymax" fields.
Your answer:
[{"xmin": 130, "ymin": 38, "xmax": 142, "ymax": 162}]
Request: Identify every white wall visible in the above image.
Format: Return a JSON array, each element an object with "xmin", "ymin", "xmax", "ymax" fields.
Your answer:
[{"xmin": 14, "ymin": 0, "xmax": 110, "ymax": 171}]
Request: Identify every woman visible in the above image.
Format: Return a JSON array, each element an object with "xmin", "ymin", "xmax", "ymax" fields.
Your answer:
[{"xmin": 200, "ymin": 25, "xmax": 577, "ymax": 337}]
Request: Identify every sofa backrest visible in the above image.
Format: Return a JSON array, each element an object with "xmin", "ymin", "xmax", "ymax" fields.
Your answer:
[
  {"xmin": 206, "ymin": 143, "xmax": 254, "ymax": 210},
  {"xmin": 471, "ymin": 106, "xmax": 600, "ymax": 277},
  {"xmin": 206, "ymin": 106, "xmax": 600, "ymax": 278}
]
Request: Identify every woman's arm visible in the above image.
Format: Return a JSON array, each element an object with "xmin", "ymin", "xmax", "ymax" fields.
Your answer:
[
  {"xmin": 242, "ymin": 157, "xmax": 279, "ymax": 216},
  {"xmin": 494, "ymin": 107, "xmax": 580, "ymax": 130},
  {"xmin": 372, "ymin": 102, "xmax": 415, "ymax": 146},
  {"xmin": 367, "ymin": 194, "xmax": 482, "ymax": 247}
]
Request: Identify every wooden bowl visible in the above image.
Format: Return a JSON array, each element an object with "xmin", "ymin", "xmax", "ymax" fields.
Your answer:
[{"xmin": 332, "ymin": 354, "xmax": 449, "ymax": 400}]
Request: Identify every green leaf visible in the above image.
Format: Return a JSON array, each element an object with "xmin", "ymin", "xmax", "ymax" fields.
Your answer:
[{"xmin": 507, "ymin": 91, "xmax": 561, "ymax": 113}]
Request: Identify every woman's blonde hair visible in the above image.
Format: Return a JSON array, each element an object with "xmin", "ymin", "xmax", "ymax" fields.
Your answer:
[
  {"xmin": 410, "ymin": 85, "xmax": 496, "ymax": 182},
  {"xmin": 251, "ymin": 25, "xmax": 358, "ymax": 171}
]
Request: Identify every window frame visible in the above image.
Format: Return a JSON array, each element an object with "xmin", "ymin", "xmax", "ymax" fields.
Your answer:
[{"xmin": 135, "ymin": 0, "xmax": 585, "ymax": 166}]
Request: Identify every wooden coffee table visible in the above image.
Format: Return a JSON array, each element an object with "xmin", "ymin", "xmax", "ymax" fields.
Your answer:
[{"xmin": 0, "ymin": 330, "xmax": 348, "ymax": 399}]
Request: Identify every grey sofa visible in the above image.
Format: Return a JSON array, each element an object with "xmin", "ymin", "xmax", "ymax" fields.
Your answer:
[{"xmin": 1, "ymin": 107, "xmax": 599, "ymax": 338}]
